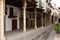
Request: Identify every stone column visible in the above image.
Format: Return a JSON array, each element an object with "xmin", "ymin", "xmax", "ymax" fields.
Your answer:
[
  {"xmin": 50, "ymin": 15, "xmax": 52, "ymax": 24},
  {"xmin": 41, "ymin": 14, "xmax": 43, "ymax": 27},
  {"xmin": 23, "ymin": 0, "xmax": 27, "ymax": 32},
  {"xmin": 53, "ymin": 16, "xmax": 55, "ymax": 24},
  {"xmin": 47, "ymin": 15, "xmax": 49, "ymax": 26},
  {"xmin": 46, "ymin": 15, "xmax": 48, "ymax": 26},
  {"xmin": 46, "ymin": 15, "xmax": 47, "ymax": 26},
  {"xmin": 34, "ymin": 8, "xmax": 37, "ymax": 30},
  {"xmin": 54, "ymin": 16, "xmax": 58, "ymax": 24},
  {"xmin": 57, "ymin": 16, "xmax": 58, "ymax": 23},
  {"xmin": 48, "ymin": 15, "xmax": 50, "ymax": 25},
  {"xmin": 45, "ymin": 15, "xmax": 46, "ymax": 26},
  {"xmin": 0, "ymin": 0, "xmax": 5, "ymax": 40}
]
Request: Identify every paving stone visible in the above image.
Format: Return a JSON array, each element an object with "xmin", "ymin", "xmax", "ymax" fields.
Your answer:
[{"xmin": 5, "ymin": 24, "xmax": 54, "ymax": 40}]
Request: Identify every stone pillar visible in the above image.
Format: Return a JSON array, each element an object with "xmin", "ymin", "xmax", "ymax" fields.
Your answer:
[
  {"xmin": 57, "ymin": 16, "xmax": 58, "ymax": 23},
  {"xmin": 53, "ymin": 16, "xmax": 55, "ymax": 24},
  {"xmin": 43, "ymin": 15, "xmax": 45, "ymax": 26},
  {"xmin": 0, "ymin": 0, "xmax": 5, "ymax": 40},
  {"xmin": 23, "ymin": 0, "xmax": 27, "ymax": 32},
  {"xmin": 46, "ymin": 15, "xmax": 47, "ymax": 26},
  {"xmin": 50, "ymin": 15, "xmax": 52, "ymax": 24},
  {"xmin": 45, "ymin": 15, "xmax": 46, "ymax": 26},
  {"xmin": 47, "ymin": 15, "xmax": 49, "ymax": 26},
  {"xmin": 47, "ymin": 15, "xmax": 48, "ymax": 26},
  {"xmin": 54, "ymin": 16, "xmax": 58, "ymax": 24},
  {"xmin": 48, "ymin": 15, "xmax": 50, "ymax": 25},
  {"xmin": 34, "ymin": 8, "xmax": 37, "ymax": 30},
  {"xmin": 41, "ymin": 14, "xmax": 43, "ymax": 27},
  {"xmin": 49, "ymin": 14, "xmax": 51, "ymax": 24}
]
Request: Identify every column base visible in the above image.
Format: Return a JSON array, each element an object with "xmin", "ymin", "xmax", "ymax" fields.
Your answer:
[
  {"xmin": 34, "ymin": 26, "xmax": 37, "ymax": 30},
  {"xmin": 0, "ymin": 36, "xmax": 5, "ymax": 40},
  {"xmin": 23, "ymin": 29, "xmax": 26, "ymax": 32}
]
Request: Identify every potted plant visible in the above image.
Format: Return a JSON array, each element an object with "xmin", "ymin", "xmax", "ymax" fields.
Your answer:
[{"xmin": 54, "ymin": 24, "xmax": 60, "ymax": 33}]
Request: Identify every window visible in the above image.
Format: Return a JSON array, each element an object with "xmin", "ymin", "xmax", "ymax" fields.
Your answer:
[
  {"xmin": 8, "ymin": 7, "xmax": 17, "ymax": 18},
  {"xmin": 5, "ymin": 7, "xmax": 7, "ymax": 15},
  {"xmin": 9, "ymin": 7, "xmax": 13, "ymax": 16}
]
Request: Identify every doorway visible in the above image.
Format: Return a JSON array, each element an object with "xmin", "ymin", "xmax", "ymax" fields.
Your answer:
[{"xmin": 12, "ymin": 19, "xmax": 17, "ymax": 30}]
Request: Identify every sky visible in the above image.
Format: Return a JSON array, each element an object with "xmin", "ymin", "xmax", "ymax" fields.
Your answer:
[{"xmin": 51, "ymin": 0, "xmax": 60, "ymax": 8}]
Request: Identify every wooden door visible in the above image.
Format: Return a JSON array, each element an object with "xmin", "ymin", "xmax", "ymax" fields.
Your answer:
[{"xmin": 12, "ymin": 19, "xmax": 17, "ymax": 30}]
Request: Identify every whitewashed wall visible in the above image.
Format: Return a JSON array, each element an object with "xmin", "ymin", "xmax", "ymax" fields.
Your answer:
[
  {"xmin": 5, "ymin": 5, "xmax": 20, "ymax": 31},
  {"xmin": 42, "ymin": 0, "xmax": 47, "ymax": 11},
  {"xmin": 35, "ymin": 0, "xmax": 47, "ymax": 11}
]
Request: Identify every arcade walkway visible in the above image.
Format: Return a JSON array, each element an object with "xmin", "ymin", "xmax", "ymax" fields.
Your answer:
[{"xmin": 5, "ymin": 24, "xmax": 55, "ymax": 40}]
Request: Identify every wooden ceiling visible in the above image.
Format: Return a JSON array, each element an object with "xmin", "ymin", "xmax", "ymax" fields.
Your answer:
[
  {"xmin": 5, "ymin": 0, "xmax": 45, "ymax": 12},
  {"xmin": 5, "ymin": 0, "xmax": 23, "ymax": 7},
  {"xmin": 5, "ymin": 0, "xmax": 37, "ymax": 8}
]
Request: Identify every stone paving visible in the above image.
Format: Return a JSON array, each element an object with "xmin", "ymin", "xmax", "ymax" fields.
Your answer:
[
  {"xmin": 54, "ymin": 33, "xmax": 60, "ymax": 40},
  {"xmin": 5, "ymin": 24, "xmax": 54, "ymax": 40},
  {"xmin": 5, "ymin": 24, "xmax": 60, "ymax": 40},
  {"xmin": 47, "ymin": 31, "xmax": 55, "ymax": 40},
  {"xmin": 34, "ymin": 28, "xmax": 55, "ymax": 40}
]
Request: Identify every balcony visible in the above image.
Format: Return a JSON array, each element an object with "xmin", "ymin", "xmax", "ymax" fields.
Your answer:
[
  {"xmin": 46, "ymin": 8, "xmax": 52, "ymax": 13},
  {"xmin": 8, "ymin": 16, "xmax": 17, "ymax": 18},
  {"xmin": 27, "ymin": 0, "xmax": 37, "ymax": 6}
]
